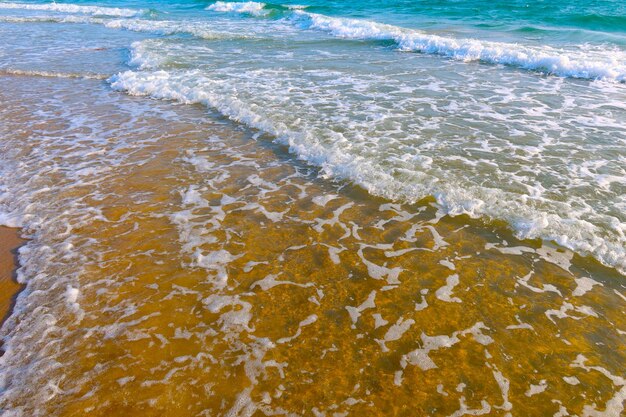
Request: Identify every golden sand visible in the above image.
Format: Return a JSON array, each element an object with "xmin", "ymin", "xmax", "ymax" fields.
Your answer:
[{"xmin": 0, "ymin": 227, "xmax": 24, "ymax": 329}]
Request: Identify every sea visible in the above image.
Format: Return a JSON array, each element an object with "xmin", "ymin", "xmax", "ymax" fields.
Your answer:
[{"xmin": 0, "ymin": 1, "xmax": 624, "ymax": 416}]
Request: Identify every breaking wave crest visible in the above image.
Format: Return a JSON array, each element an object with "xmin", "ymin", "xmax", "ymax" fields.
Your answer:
[
  {"xmin": 289, "ymin": 11, "xmax": 626, "ymax": 82},
  {"xmin": 0, "ymin": 1, "xmax": 144, "ymax": 17},
  {"xmin": 206, "ymin": 1, "xmax": 268, "ymax": 16}
]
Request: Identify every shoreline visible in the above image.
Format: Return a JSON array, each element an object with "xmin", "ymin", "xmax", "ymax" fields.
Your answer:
[
  {"xmin": 0, "ymin": 226, "xmax": 24, "ymax": 336},
  {"xmin": 0, "ymin": 69, "xmax": 624, "ymax": 415}
]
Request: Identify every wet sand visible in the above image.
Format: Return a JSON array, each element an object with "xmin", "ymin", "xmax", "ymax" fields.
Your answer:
[
  {"xmin": 0, "ymin": 74, "xmax": 624, "ymax": 417},
  {"xmin": 0, "ymin": 227, "xmax": 24, "ymax": 328}
]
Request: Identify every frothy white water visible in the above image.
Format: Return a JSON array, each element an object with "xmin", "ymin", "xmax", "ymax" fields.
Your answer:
[
  {"xmin": 290, "ymin": 11, "xmax": 626, "ymax": 82},
  {"xmin": 206, "ymin": 1, "xmax": 268, "ymax": 16},
  {"xmin": 109, "ymin": 66, "xmax": 626, "ymax": 276},
  {"xmin": 0, "ymin": 2, "xmax": 143, "ymax": 17}
]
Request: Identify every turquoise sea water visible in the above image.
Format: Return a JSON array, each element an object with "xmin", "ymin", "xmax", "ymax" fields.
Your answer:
[{"xmin": 0, "ymin": 0, "xmax": 625, "ymax": 274}]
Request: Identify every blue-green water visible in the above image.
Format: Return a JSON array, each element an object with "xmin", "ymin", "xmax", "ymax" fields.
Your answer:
[{"xmin": 0, "ymin": 0, "xmax": 625, "ymax": 272}]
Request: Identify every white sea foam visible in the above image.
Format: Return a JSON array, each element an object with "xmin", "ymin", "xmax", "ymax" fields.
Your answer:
[
  {"xmin": 435, "ymin": 274, "xmax": 462, "ymax": 303},
  {"xmin": 290, "ymin": 11, "xmax": 626, "ymax": 82},
  {"xmin": 206, "ymin": 1, "xmax": 268, "ymax": 16},
  {"xmin": 0, "ymin": 2, "xmax": 143, "ymax": 17},
  {"xmin": 285, "ymin": 4, "xmax": 308, "ymax": 10}
]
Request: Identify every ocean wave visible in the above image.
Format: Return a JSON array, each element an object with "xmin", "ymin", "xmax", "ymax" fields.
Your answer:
[
  {"xmin": 289, "ymin": 11, "xmax": 626, "ymax": 82},
  {"xmin": 0, "ymin": 68, "xmax": 107, "ymax": 79},
  {"xmin": 206, "ymin": 1, "xmax": 307, "ymax": 15},
  {"xmin": 108, "ymin": 69, "xmax": 626, "ymax": 275},
  {"xmin": 102, "ymin": 18, "xmax": 249, "ymax": 40},
  {"xmin": 561, "ymin": 13, "xmax": 626, "ymax": 32},
  {"xmin": 0, "ymin": 2, "xmax": 144, "ymax": 17},
  {"xmin": 0, "ymin": 15, "xmax": 252, "ymax": 40}
]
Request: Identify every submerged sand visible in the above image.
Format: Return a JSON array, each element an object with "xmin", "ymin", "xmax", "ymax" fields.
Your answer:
[
  {"xmin": 0, "ymin": 74, "xmax": 624, "ymax": 417},
  {"xmin": 0, "ymin": 227, "xmax": 24, "ymax": 328}
]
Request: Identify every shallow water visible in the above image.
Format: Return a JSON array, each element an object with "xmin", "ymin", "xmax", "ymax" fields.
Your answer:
[
  {"xmin": 3, "ymin": 0, "xmax": 624, "ymax": 272},
  {"xmin": 0, "ymin": 72, "xmax": 624, "ymax": 416},
  {"xmin": 0, "ymin": 1, "xmax": 625, "ymax": 416}
]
